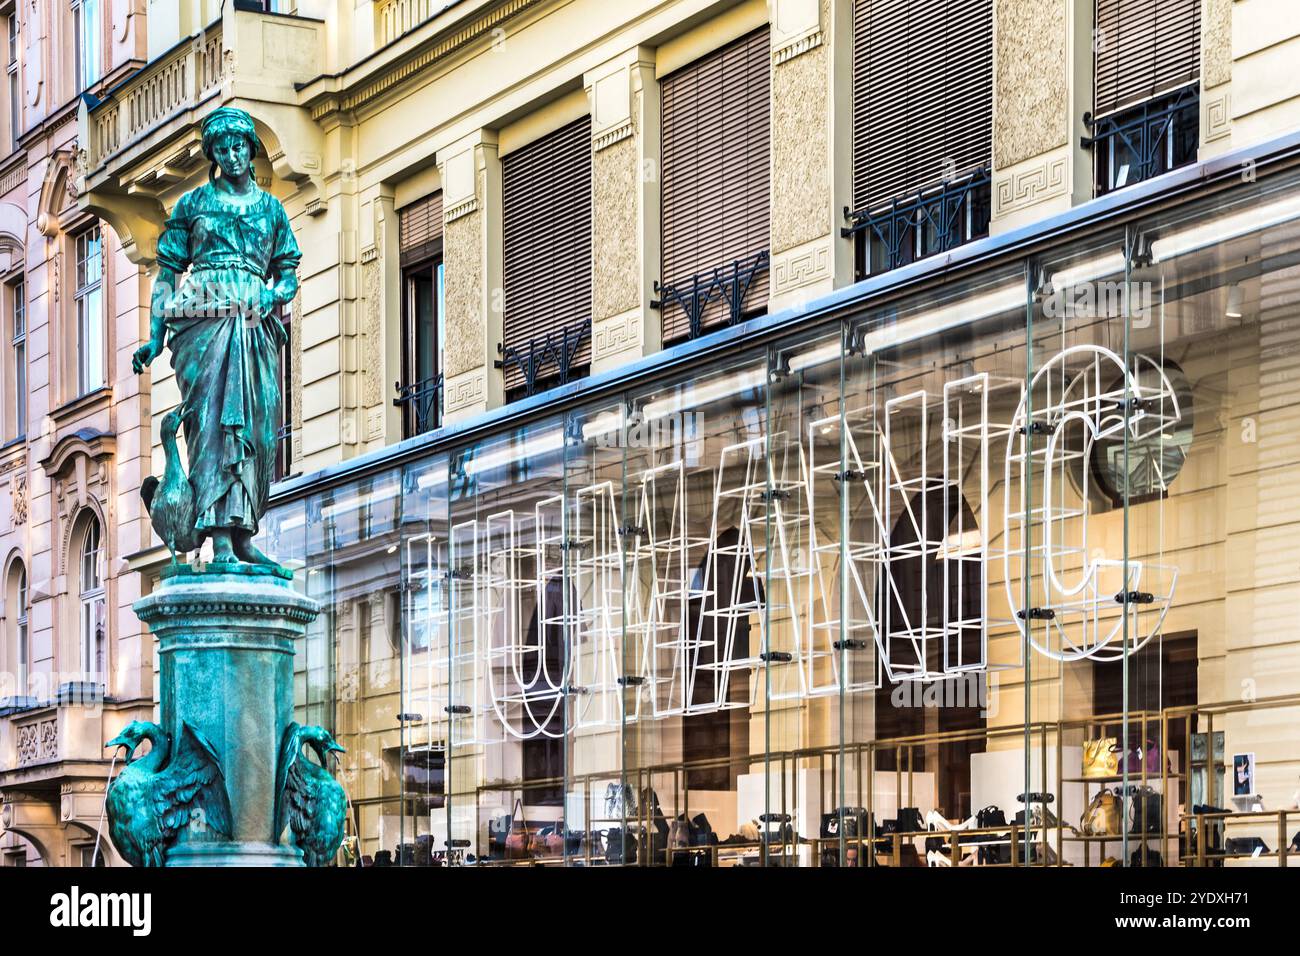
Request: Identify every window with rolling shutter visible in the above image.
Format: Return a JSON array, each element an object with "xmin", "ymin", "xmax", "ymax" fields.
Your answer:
[
  {"xmin": 658, "ymin": 26, "xmax": 770, "ymax": 344},
  {"xmin": 851, "ymin": 0, "xmax": 992, "ymax": 212},
  {"xmin": 500, "ymin": 116, "xmax": 592, "ymax": 396},
  {"xmin": 1094, "ymin": 0, "xmax": 1200, "ymax": 119},
  {"xmin": 848, "ymin": 0, "xmax": 992, "ymax": 276},
  {"xmin": 397, "ymin": 192, "xmax": 445, "ymax": 436},
  {"xmin": 399, "ymin": 191, "xmax": 443, "ymax": 267}
]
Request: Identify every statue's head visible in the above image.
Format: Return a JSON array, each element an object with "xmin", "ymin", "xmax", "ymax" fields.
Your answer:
[
  {"xmin": 300, "ymin": 725, "xmax": 346, "ymax": 766},
  {"xmin": 106, "ymin": 720, "xmax": 159, "ymax": 761},
  {"xmin": 201, "ymin": 107, "xmax": 261, "ymax": 183}
]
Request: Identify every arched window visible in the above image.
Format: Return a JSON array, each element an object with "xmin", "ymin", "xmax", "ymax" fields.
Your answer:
[
  {"xmin": 77, "ymin": 517, "xmax": 106, "ymax": 683},
  {"xmin": 6, "ymin": 559, "xmax": 26, "ymax": 696}
]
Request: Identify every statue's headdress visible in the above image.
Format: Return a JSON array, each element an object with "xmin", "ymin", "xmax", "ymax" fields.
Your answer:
[{"xmin": 200, "ymin": 107, "xmax": 261, "ymax": 181}]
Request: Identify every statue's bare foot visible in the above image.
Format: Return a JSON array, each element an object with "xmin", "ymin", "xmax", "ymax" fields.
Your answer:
[
  {"xmin": 209, "ymin": 530, "xmax": 237, "ymax": 564},
  {"xmin": 233, "ymin": 532, "xmax": 275, "ymax": 565}
]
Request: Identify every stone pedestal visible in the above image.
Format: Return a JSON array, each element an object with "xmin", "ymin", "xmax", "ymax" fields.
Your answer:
[{"xmin": 132, "ymin": 566, "xmax": 320, "ymax": 867}]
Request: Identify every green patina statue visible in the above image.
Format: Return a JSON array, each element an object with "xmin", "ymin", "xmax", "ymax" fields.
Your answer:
[
  {"xmin": 104, "ymin": 720, "xmax": 233, "ymax": 868},
  {"xmin": 132, "ymin": 105, "xmax": 301, "ymax": 567},
  {"xmin": 274, "ymin": 723, "xmax": 349, "ymax": 868}
]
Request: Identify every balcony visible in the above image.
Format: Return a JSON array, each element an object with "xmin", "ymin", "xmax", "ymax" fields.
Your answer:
[
  {"xmin": 77, "ymin": 8, "xmax": 326, "ymax": 265},
  {"xmin": 376, "ymin": 0, "xmax": 454, "ymax": 47},
  {"xmin": 0, "ymin": 689, "xmax": 110, "ymax": 782}
]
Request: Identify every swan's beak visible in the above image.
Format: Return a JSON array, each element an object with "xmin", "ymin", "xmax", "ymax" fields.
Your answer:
[{"xmin": 106, "ymin": 735, "xmax": 131, "ymax": 751}]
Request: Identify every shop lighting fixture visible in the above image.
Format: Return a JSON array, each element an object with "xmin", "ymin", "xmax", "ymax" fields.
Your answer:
[
  {"xmin": 785, "ymin": 340, "xmax": 844, "ymax": 373},
  {"xmin": 579, "ymin": 406, "xmax": 627, "ymax": 442},
  {"xmin": 321, "ymin": 483, "xmax": 398, "ymax": 518},
  {"xmin": 461, "ymin": 427, "xmax": 566, "ymax": 476},
  {"xmin": 1046, "ymin": 250, "xmax": 1127, "ymax": 293},
  {"xmin": 857, "ymin": 282, "xmax": 1025, "ymax": 355},
  {"xmin": 1148, "ymin": 191, "xmax": 1300, "ymax": 263},
  {"xmin": 640, "ymin": 365, "xmax": 767, "ymax": 422},
  {"xmin": 1225, "ymin": 283, "xmax": 1244, "ymax": 318}
]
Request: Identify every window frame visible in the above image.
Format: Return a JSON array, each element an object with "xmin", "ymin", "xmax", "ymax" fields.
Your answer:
[
  {"xmin": 73, "ymin": 225, "xmax": 105, "ymax": 397},
  {"xmin": 5, "ymin": 9, "xmax": 17, "ymax": 151},
  {"xmin": 78, "ymin": 517, "xmax": 106, "ymax": 684},
  {"xmin": 73, "ymin": 0, "xmax": 101, "ymax": 93},
  {"xmin": 8, "ymin": 276, "xmax": 23, "ymax": 440},
  {"xmin": 398, "ymin": 250, "xmax": 444, "ymax": 438}
]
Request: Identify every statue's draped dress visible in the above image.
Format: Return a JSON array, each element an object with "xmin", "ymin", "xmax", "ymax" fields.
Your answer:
[{"xmin": 156, "ymin": 182, "xmax": 301, "ymax": 536}]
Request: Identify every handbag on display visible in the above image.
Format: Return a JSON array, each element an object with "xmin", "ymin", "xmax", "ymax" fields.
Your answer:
[
  {"xmin": 759, "ymin": 812, "xmax": 795, "ymax": 844},
  {"xmin": 894, "ymin": 807, "xmax": 924, "ymax": 834},
  {"xmin": 1127, "ymin": 785, "xmax": 1163, "ymax": 835},
  {"xmin": 1081, "ymin": 787, "xmax": 1122, "ymax": 836},
  {"xmin": 504, "ymin": 799, "xmax": 533, "ymax": 859},
  {"xmin": 540, "ymin": 824, "xmax": 565, "ymax": 857},
  {"xmin": 604, "ymin": 826, "xmax": 638, "ymax": 864},
  {"xmin": 1115, "ymin": 738, "xmax": 1170, "ymax": 777},
  {"xmin": 1225, "ymin": 837, "xmax": 1270, "ymax": 855},
  {"xmin": 488, "ymin": 809, "xmax": 512, "ymax": 856},
  {"xmin": 604, "ymin": 782, "xmax": 637, "ymax": 820},
  {"xmin": 1083, "ymin": 737, "xmax": 1120, "ymax": 778},
  {"xmin": 1129, "ymin": 846, "xmax": 1164, "ymax": 867}
]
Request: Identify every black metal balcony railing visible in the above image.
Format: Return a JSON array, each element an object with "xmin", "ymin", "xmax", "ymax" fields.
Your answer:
[
  {"xmin": 652, "ymin": 251, "xmax": 770, "ymax": 341},
  {"xmin": 496, "ymin": 319, "xmax": 591, "ymax": 399},
  {"xmin": 394, "ymin": 373, "xmax": 444, "ymax": 437},
  {"xmin": 1084, "ymin": 85, "xmax": 1199, "ymax": 197},
  {"xmin": 843, "ymin": 168, "xmax": 992, "ymax": 276}
]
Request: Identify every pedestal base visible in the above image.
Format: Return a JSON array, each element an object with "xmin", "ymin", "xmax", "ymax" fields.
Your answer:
[
  {"xmin": 166, "ymin": 842, "xmax": 305, "ymax": 867},
  {"xmin": 127, "ymin": 565, "xmax": 321, "ymax": 866}
]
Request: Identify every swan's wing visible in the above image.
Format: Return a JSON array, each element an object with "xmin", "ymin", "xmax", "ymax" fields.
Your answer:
[{"xmin": 152, "ymin": 721, "xmax": 231, "ymax": 841}]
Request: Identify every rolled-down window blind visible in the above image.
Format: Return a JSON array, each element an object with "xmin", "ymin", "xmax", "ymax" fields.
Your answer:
[
  {"xmin": 1094, "ymin": 0, "xmax": 1200, "ymax": 118},
  {"xmin": 852, "ymin": 0, "xmax": 992, "ymax": 212},
  {"xmin": 660, "ymin": 26, "xmax": 770, "ymax": 342},
  {"xmin": 501, "ymin": 116, "xmax": 593, "ymax": 391},
  {"xmin": 398, "ymin": 190, "xmax": 443, "ymax": 266}
]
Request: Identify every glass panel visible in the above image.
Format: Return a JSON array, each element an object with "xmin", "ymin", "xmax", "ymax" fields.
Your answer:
[
  {"xmin": 1126, "ymin": 168, "xmax": 1300, "ymax": 867},
  {"xmin": 842, "ymin": 264, "xmax": 1027, "ymax": 867}
]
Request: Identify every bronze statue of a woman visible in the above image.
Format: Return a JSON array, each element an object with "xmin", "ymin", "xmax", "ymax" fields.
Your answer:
[{"xmin": 132, "ymin": 107, "xmax": 301, "ymax": 566}]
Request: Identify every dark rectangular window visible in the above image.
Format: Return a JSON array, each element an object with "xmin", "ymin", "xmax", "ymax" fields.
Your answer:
[
  {"xmin": 500, "ymin": 116, "xmax": 592, "ymax": 399},
  {"xmin": 659, "ymin": 27, "xmax": 770, "ymax": 343},
  {"xmin": 397, "ymin": 191, "xmax": 444, "ymax": 437},
  {"xmin": 848, "ymin": 0, "xmax": 992, "ymax": 276}
]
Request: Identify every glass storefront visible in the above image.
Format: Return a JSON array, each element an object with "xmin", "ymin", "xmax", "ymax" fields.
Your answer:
[{"xmin": 258, "ymin": 167, "xmax": 1300, "ymax": 867}]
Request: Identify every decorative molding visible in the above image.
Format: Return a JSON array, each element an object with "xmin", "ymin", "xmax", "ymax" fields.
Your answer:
[
  {"xmin": 771, "ymin": 235, "xmax": 832, "ymax": 296},
  {"xmin": 444, "ymin": 368, "xmax": 486, "ymax": 413},
  {"xmin": 38, "ymin": 428, "xmax": 116, "ymax": 481},
  {"xmin": 359, "ymin": 243, "xmax": 378, "ymax": 264},
  {"xmin": 592, "ymin": 308, "xmax": 642, "ymax": 361},
  {"xmin": 11, "ymin": 472, "xmax": 26, "ymax": 526},
  {"xmin": 1204, "ymin": 85, "xmax": 1232, "ymax": 144},
  {"xmin": 993, "ymin": 154, "xmax": 1069, "ymax": 218},
  {"xmin": 444, "ymin": 195, "xmax": 478, "ymax": 223},
  {"xmin": 308, "ymin": 0, "xmax": 544, "ymax": 122},
  {"xmin": 0, "ymin": 158, "xmax": 25, "ymax": 197},
  {"xmin": 17, "ymin": 718, "xmax": 57, "ymax": 765},
  {"xmin": 773, "ymin": 28, "xmax": 823, "ymax": 65},
  {"xmin": 593, "ymin": 118, "xmax": 634, "ymax": 152},
  {"xmin": 361, "ymin": 258, "xmax": 383, "ymax": 409}
]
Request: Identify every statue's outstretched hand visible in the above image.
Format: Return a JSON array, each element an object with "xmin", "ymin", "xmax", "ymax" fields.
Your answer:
[{"xmin": 133, "ymin": 339, "xmax": 163, "ymax": 374}]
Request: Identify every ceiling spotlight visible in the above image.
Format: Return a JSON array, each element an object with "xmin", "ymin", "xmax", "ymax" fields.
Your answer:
[{"xmin": 1225, "ymin": 283, "xmax": 1243, "ymax": 319}]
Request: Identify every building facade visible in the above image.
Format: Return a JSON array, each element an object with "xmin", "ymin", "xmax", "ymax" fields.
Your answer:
[
  {"xmin": 0, "ymin": 0, "xmax": 156, "ymax": 866},
  {"xmin": 0, "ymin": 0, "xmax": 1293, "ymax": 866}
]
